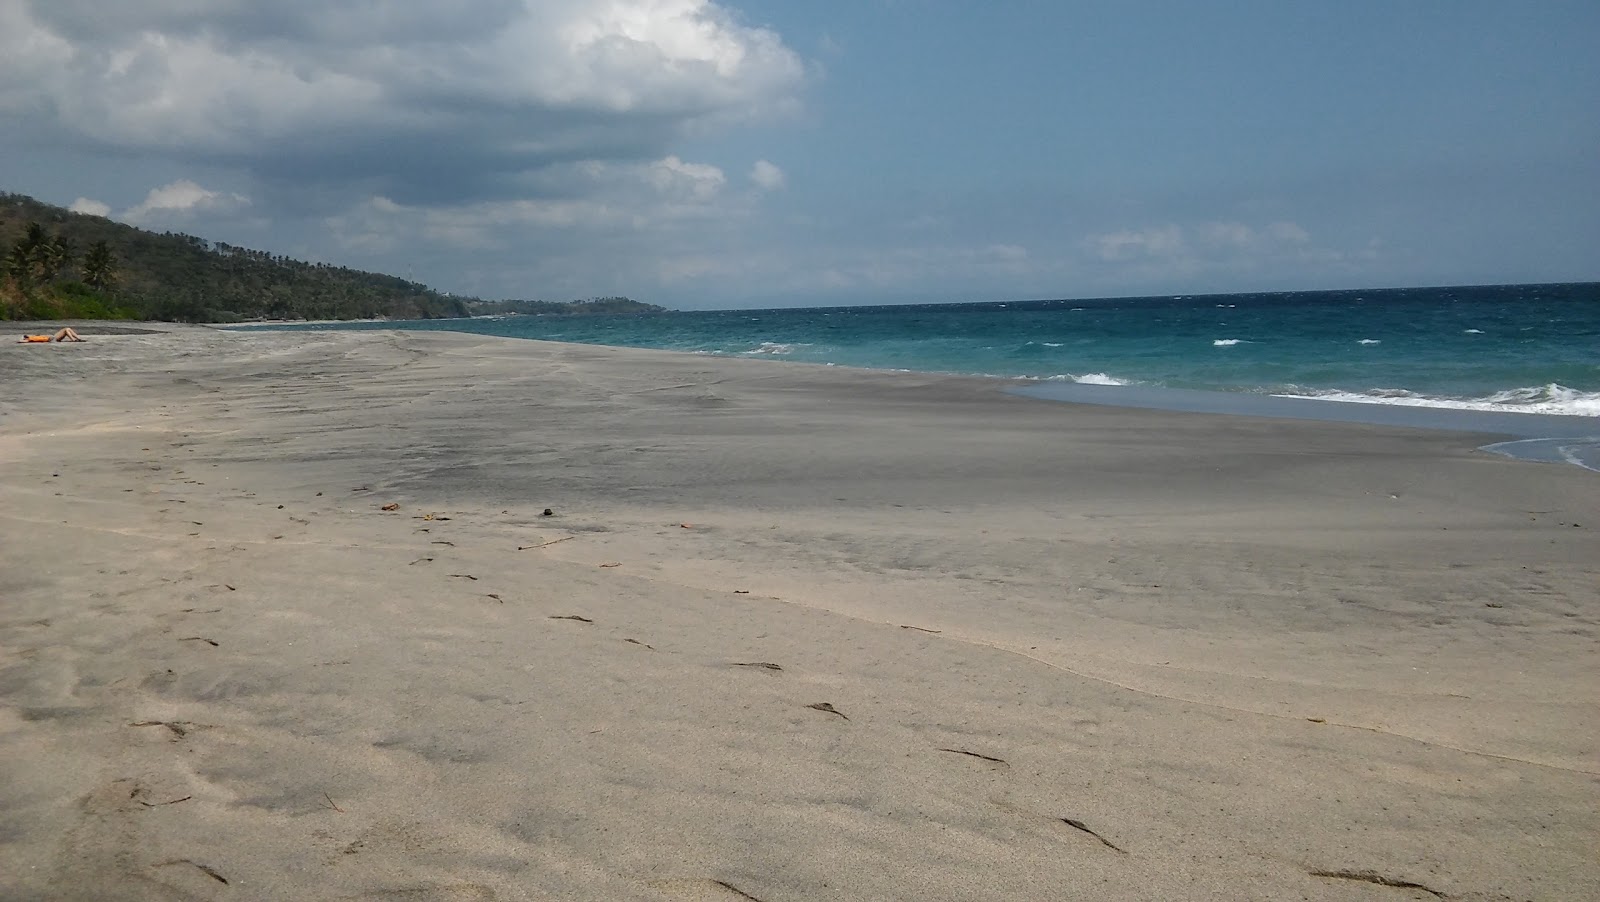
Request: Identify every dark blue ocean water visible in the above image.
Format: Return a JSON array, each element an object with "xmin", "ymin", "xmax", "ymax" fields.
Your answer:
[{"xmin": 258, "ymin": 283, "xmax": 1599, "ymax": 417}]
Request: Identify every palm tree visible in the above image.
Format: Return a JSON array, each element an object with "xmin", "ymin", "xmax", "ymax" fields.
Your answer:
[
  {"xmin": 3, "ymin": 242, "xmax": 30, "ymax": 285},
  {"xmin": 37, "ymin": 234, "xmax": 72, "ymax": 283},
  {"xmin": 8, "ymin": 223, "xmax": 47, "ymax": 287},
  {"xmin": 83, "ymin": 241, "xmax": 118, "ymax": 292}
]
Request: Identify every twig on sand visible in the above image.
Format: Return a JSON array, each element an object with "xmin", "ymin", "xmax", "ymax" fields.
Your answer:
[
  {"xmin": 130, "ymin": 720, "xmax": 194, "ymax": 739},
  {"xmin": 322, "ymin": 791, "xmax": 344, "ymax": 813},
  {"xmin": 549, "ymin": 614, "xmax": 594, "ymax": 623},
  {"xmin": 1308, "ymin": 870, "xmax": 1447, "ymax": 899},
  {"xmin": 519, "ymin": 536, "xmax": 575, "ymax": 550},
  {"xmin": 448, "ymin": 573, "xmax": 478, "ymax": 580},
  {"xmin": 711, "ymin": 881, "xmax": 766, "ymax": 901},
  {"xmin": 155, "ymin": 860, "xmax": 228, "ymax": 884},
  {"xmin": 1059, "ymin": 818, "xmax": 1125, "ymax": 854},
  {"xmin": 900, "ymin": 625, "xmax": 942, "ymax": 633},
  {"xmin": 179, "ymin": 636, "xmax": 219, "ymax": 647},
  {"xmin": 937, "ymin": 748, "xmax": 1008, "ymax": 765},
  {"xmin": 732, "ymin": 662, "xmax": 783, "ymax": 671},
  {"xmin": 806, "ymin": 702, "xmax": 848, "ymax": 720}
]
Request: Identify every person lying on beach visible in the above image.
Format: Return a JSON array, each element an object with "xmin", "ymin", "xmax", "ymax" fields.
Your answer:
[{"xmin": 19, "ymin": 328, "xmax": 84, "ymax": 343}]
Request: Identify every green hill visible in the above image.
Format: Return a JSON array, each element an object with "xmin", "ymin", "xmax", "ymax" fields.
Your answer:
[{"xmin": 0, "ymin": 192, "xmax": 664, "ymax": 322}]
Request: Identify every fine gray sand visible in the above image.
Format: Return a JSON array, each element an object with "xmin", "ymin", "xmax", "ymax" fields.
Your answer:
[{"xmin": 2, "ymin": 326, "xmax": 1596, "ymax": 901}]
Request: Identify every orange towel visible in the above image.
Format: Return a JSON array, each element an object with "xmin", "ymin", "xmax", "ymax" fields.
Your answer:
[{"xmin": 21, "ymin": 335, "xmax": 52, "ymax": 343}]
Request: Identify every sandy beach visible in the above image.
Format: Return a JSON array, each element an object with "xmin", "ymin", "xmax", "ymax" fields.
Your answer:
[{"xmin": 2, "ymin": 325, "xmax": 1595, "ymax": 901}]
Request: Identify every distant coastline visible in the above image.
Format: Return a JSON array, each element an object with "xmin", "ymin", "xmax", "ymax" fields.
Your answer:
[{"xmin": 1, "ymin": 191, "xmax": 664, "ymax": 323}]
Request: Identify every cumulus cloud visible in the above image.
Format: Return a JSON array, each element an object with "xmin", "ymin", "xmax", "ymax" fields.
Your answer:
[
  {"xmin": 68, "ymin": 197, "xmax": 111, "ymax": 217},
  {"xmin": 123, "ymin": 179, "xmax": 250, "ymax": 223},
  {"xmin": 324, "ymin": 154, "xmax": 744, "ymax": 258},
  {"xmin": 750, "ymin": 159, "xmax": 785, "ymax": 191},
  {"xmin": 0, "ymin": 1, "xmax": 805, "ymax": 205},
  {"xmin": 649, "ymin": 156, "xmax": 727, "ymax": 202}
]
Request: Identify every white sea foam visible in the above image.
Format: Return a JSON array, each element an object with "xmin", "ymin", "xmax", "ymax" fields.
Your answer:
[
  {"xmin": 1042, "ymin": 342, "xmax": 1064, "ymax": 347},
  {"xmin": 1011, "ymin": 372, "xmax": 1135, "ymax": 385},
  {"xmin": 1213, "ymin": 338, "xmax": 1244, "ymax": 347},
  {"xmin": 1464, "ymin": 329, "xmax": 1484, "ymax": 334},
  {"xmin": 1278, "ymin": 383, "xmax": 1600, "ymax": 417},
  {"xmin": 1357, "ymin": 339, "xmax": 1381, "ymax": 345},
  {"xmin": 1073, "ymin": 372, "xmax": 1131, "ymax": 385},
  {"xmin": 1481, "ymin": 438, "xmax": 1600, "ymax": 472},
  {"xmin": 742, "ymin": 341, "xmax": 799, "ymax": 356}
]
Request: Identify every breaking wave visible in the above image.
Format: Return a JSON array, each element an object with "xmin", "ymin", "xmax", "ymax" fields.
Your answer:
[
  {"xmin": 1278, "ymin": 383, "xmax": 1600, "ymax": 417},
  {"xmin": 1060, "ymin": 372, "xmax": 1133, "ymax": 386},
  {"xmin": 741, "ymin": 341, "xmax": 801, "ymax": 356},
  {"xmin": 1009, "ymin": 372, "xmax": 1136, "ymax": 386}
]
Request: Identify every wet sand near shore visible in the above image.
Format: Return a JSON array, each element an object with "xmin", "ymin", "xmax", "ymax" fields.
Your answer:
[{"xmin": 2, "ymin": 326, "xmax": 1596, "ymax": 900}]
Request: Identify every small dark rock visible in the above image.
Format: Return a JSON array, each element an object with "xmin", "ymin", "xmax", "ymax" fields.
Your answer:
[{"xmin": 542, "ymin": 508, "xmax": 555, "ymax": 517}]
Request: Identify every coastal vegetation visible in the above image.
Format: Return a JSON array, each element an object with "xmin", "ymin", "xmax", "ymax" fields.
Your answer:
[
  {"xmin": 0, "ymin": 193, "xmax": 664, "ymax": 322},
  {"xmin": 464, "ymin": 297, "xmax": 658, "ymax": 317}
]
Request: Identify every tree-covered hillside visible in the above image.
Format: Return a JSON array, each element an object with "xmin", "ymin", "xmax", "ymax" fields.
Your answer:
[
  {"xmin": 1, "ymin": 193, "xmax": 665, "ymax": 322},
  {"xmin": 464, "ymin": 297, "xmax": 665, "ymax": 316}
]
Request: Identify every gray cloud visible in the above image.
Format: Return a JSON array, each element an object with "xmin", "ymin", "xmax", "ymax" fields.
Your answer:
[{"xmin": 2, "ymin": 0, "xmax": 805, "ymax": 206}]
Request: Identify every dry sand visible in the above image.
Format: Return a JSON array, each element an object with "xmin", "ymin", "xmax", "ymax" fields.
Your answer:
[{"xmin": 1, "ymin": 325, "xmax": 1596, "ymax": 901}]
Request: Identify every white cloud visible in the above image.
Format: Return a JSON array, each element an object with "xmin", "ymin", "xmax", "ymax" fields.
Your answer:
[
  {"xmin": 1195, "ymin": 220, "xmax": 1311, "ymax": 253},
  {"xmin": 1088, "ymin": 221, "xmax": 1313, "ymax": 263},
  {"xmin": 68, "ymin": 197, "xmax": 111, "ymax": 217},
  {"xmin": 1090, "ymin": 225, "xmax": 1186, "ymax": 262},
  {"xmin": 323, "ymin": 154, "xmax": 748, "ymax": 259},
  {"xmin": 123, "ymin": 179, "xmax": 250, "ymax": 223},
  {"xmin": 1077, "ymin": 219, "xmax": 1359, "ymax": 289},
  {"xmin": 649, "ymin": 156, "xmax": 727, "ymax": 202},
  {"xmin": 750, "ymin": 159, "xmax": 786, "ymax": 191},
  {"xmin": 0, "ymin": 1, "xmax": 806, "ymax": 204}
]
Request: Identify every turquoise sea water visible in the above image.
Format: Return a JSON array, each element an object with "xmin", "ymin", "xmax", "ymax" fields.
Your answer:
[{"xmin": 258, "ymin": 283, "xmax": 1599, "ymax": 417}]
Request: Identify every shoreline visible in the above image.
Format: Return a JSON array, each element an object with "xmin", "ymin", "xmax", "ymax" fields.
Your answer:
[
  {"xmin": 2, "ymin": 326, "xmax": 1596, "ymax": 899},
  {"xmin": 1012, "ymin": 381, "xmax": 1600, "ymax": 472},
  {"xmin": 228, "ymin": 317, "xmax": 1600, "ymax": 427},
  {"xmin": 13, "ymin": 317, "xmax": 1599, "ymax": 471}
]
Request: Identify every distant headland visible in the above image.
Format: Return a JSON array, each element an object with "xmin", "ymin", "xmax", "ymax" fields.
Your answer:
[{"xmin": 1, "ymin": 192, "xmax": 666, "ymax": 323}]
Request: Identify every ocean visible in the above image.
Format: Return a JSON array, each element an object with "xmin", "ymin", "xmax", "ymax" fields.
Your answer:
[
  {"xmin": 259, "ymin": 283, "xmax": 1598, "ymax": 413},
  {"xmin": 247, "ymin": 283, "xmax": 1599, "ymax": 469}
]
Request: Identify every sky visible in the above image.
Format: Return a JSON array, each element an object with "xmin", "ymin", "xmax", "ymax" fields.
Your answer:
[{"xmin": 2, "ymin": 1, "xmax": 1596, "ymax": 310}]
